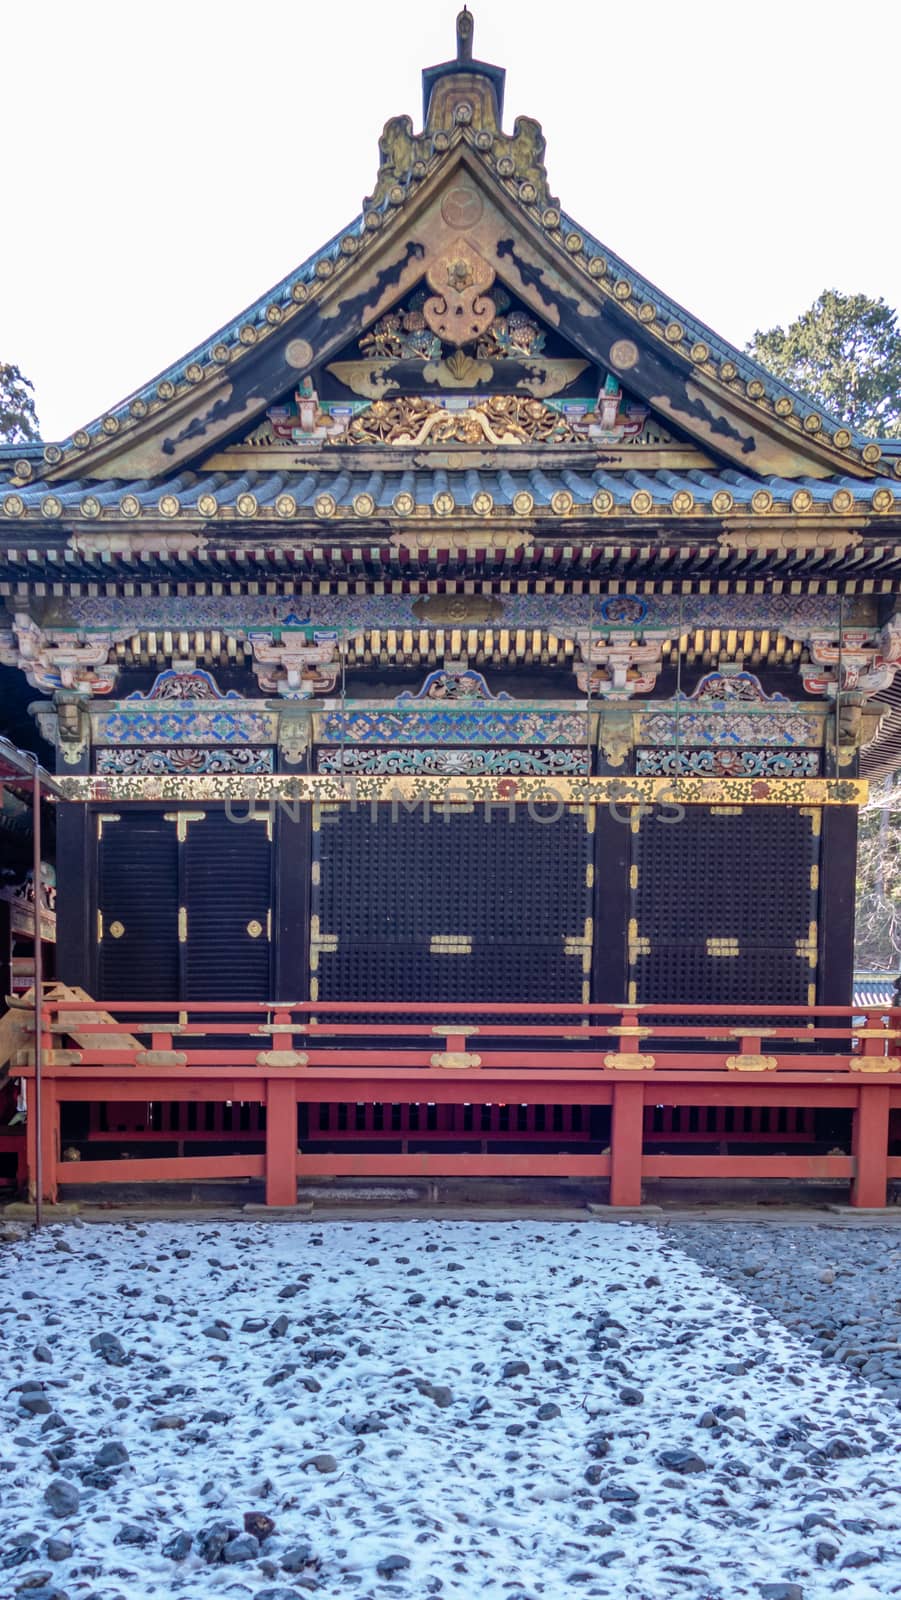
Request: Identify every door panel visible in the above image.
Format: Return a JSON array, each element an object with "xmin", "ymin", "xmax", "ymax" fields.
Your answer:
[
  {"xmin": 97, "ymin": 814, "xmax": 179, "ymax": 1000},
  {"xmin": 183, "ymin": 813, "xmax": 272, "ymax": 1000},
  {"xmin": 96, "ymin": 808, "xmax": 272, "ymax": 1003},
  {"xmin": 315, "ymin": 806, "xmax": 591, "ymax": 1003},
  {"xmin": 630, "ymin": 805, "xmax": 819, "ymax": 1004}
]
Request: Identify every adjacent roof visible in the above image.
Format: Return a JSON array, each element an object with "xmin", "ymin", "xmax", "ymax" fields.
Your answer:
[{"xmin": 852, "ymin": 973, "xmax": 900, "ymax": 1008}]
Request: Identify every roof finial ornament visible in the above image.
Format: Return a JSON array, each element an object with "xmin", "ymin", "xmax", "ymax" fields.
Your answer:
[
  {"xmin": 420, "ymin": 6, "xmax": 506, "ymax": 134},
  {"xmin": 456, "ymin": 7, "xmax": 474, "ymax": 64}
]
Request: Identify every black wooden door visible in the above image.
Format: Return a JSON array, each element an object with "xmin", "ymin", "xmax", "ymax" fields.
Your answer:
[
  {"xmin": 96, "ymin": 808, "xmax": 272, "ymax": 1002},
  {"xmin": 97, "ymin": 813, "xmax": 179, "ymax": 1000},
  {"xmin": 182, "ymin": 812, "xmax": 272, "ymax": 1000},
  {"xmin": 314, "ymin": 805, "xmax": 592, "ymax": 1004},
  {"xmin": 628, "ymin": 805, "xmax": 820, "ymax": 1004}
]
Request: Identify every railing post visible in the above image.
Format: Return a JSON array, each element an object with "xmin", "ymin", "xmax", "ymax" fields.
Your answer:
[
  {"xmin": 610, "ymin": 1080, "xmax": 644, "ymax": 1207},
  {"xmin": 851, "ymin": 1084, "xmax": 890, "ymax": 1208},
  {"xmin": 265, "ymin": 1076, "xmax": 298, "ymax": 1207},
  {"xmin": 27, "ymin": 1075, "xmax": 58, "ymax": 1206}
]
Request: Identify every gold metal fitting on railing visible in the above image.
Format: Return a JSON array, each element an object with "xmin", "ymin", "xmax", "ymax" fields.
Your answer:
[
  {"xmin": 603, "ymin": 1051, "xmax": 655, "ymax": 1070},
  {"xmin": 430, "ymin": 1051, "xmax": 482, "ymax": 1069}
]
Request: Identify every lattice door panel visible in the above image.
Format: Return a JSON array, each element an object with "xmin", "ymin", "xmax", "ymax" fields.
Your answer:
[
  {"xmin": 183, "ymin": 813, "xmax": 272, "ymax": 1001},
  {"xmin": 631, "ymin": 944, "xmax": 812, "ymax": 1006},
  {"xmin": 630, "ymin": 805, "xmax": 819, "ymax": 1005},
  {"xmin": 97, "ymin": 813, "xmax": 179, "ymax": 1000},
  {"xmin": 319, "ymin": 942, "xmax": 581, "ymax": 1004},
  {"xmin": 315, "ymin": 805, "xmax": 591, "ymax": 1003}
]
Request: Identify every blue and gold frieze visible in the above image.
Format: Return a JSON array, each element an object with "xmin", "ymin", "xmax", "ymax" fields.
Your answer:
[
  {"xmin": 635, "ymin": 748, "xmax": 820, "ymax": 778},
  {"xmin": 92, "ymin": 705, "xmax": 279, "ymax": 745},
  {"xmin": 634, "ymin": 709, "xmax": 825, "ymax": 748},
  {"xmin": 25, "ymin": 590, "xmax": 870, "ymax": 641},
  {"xmin": 316, "ymin": 747, "xmax": 588, "ymax": 776},
  {"xmin": 95, "ymin": 746, "xmax": 274, "ymax": 775},
  {"xmin": 317, "ymin": 706, "xmax": 588, "ymax": 745}
]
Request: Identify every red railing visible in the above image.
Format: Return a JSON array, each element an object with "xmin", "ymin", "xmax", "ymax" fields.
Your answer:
[{"xmin": 9, "ymin": 997, "xmax": 901, "ymax": 1208}]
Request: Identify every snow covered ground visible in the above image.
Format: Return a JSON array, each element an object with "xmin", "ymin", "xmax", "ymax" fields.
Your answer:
[{"xmin": 2, "ymin": 1217, "xmax": 901, "ymax": 1600}]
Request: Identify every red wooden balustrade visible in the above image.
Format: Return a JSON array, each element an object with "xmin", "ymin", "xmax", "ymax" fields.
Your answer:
[{"xmin": 8, "ymin": 997, "xmax": 901, "ymax": 1209}]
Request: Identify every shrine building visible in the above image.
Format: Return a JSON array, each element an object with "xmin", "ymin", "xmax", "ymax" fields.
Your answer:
[{"xmin": 2, "ymin": 12, "xmax": 900, "ymax": 1209}]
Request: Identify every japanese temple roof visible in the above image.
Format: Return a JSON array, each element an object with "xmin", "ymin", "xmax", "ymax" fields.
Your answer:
[
  {"xmin": 3, "ymin": 12, "xmax": 897, "ymax": 497},
  {"xmin": 2, "ymin": 456, "xmax": 899, "ymax": 523},
  {"xmin": 19, "ymin": 196, "xmax": 876, "ymax": 470},
  {"xmin": 3, "ymin": 455, "xmax": 901, "ymax": 588}
]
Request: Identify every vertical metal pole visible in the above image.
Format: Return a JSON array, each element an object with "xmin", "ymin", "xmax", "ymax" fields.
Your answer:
[
  {"xmin": 674, "ymin": 591, "xmax": 684, "ymax": 767},
  {"xmin": 834, "ymin": 593, "xmax": 844, "ymax": 774},
  {"xmin": 585, "ymin": 588, "xmax": 594, "ymax": 778},
  {"xmin": 32, "ymin": 760, "xmax": 44, "ymax": 1229}
]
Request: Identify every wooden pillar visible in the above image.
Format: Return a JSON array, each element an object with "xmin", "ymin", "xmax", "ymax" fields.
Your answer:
[
  {"xmin": 274, "ymin": 796, "xmax": 311, "ymax": 1000},
  {"xmin": 265, "ymin": 1077, "xmax": 298, "ymax": 1206},
  {"xmin": 851, "ymin": 1084, "xmax": 890, "ymax": 1208},
  {"xmin": 818, "ymin": 805, "xmax": 858, "ymax": 1006},
  {"xmin": 592, "ymin": 805, "xmax": 631, "ymax": 1001},
  {"xmin": 55, "ymin": 801, "xmax": 92, "ymax": 990},
  {"xmin": 609, "ymin": 1080, "xmax": 644, "ymax": 1206}
]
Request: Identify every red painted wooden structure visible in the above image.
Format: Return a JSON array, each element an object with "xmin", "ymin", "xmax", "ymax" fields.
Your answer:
[{"xmin": 8, "ymin": 996, "xmax": 901, "ymax": 1209}]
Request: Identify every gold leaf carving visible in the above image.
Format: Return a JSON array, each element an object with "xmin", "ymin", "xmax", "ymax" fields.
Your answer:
[
  {"xmin": 339, "ymin": 395, "xmax": 581, "ymax": 447},
  {"xmin": 411, "ymin": 593, "xmax": 504, "ymax": 624},
  {"xmin": 422, "ymin": 353, "xmax": 495, "ymax": 388},
  {"xmin": 423, "ymin": 247, "xmax": 497, "ymax": 347},
  {"xmin": 325, "ymin": 361, "xmax": 402, "ymax": 400}
]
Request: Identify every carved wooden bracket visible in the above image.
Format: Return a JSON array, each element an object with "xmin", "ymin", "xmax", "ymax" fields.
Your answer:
[
  {"xmin": 574, "ymin": 634, "xmax": 663, "ymax": 699},
  {"xmin": 0, "ymin": 613, "xmax": 118, "ymax": 696},
  {"xmin": 250, "ymin": 634, "xmax": 340, "ymax": 699},
  {"xmin": 801, "ymin": 617, "xmax": 901, "ymax": 700}
]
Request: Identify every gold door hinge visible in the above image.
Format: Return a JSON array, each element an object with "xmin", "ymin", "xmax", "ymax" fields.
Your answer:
[
  {"xmin": 178, "ymin": 906, "xmax": 188, "ymax": 943},
  {"xmin": 96, "ymin": 813, "xmax": 121, "ymax": 840},
  {"xmin": 165, "ymin": 810, "xmax": 206, "ymax": 842},
  {"xmin": 96, "ymin": 908, "xmax": 103, "ymax": 942},
  {"xmin": 801, "ymin": 806, "xmax": 822, "ymax": 838},
  {"xmin": 309, "ymin": 915, "xmax": 338, "ymax": 971}
]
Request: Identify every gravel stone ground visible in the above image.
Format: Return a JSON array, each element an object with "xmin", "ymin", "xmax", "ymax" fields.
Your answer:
[
  {"xmin": 665, "ymin": 1224, "xmax": 901, "ymax": 1409},
  {"xmin": 2, "ymin": 1216, "xmax": 901, "ymax": 1600}
]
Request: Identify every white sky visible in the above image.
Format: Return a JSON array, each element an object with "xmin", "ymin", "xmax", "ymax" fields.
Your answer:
[{"xmin": 3, "ymin": 0, "xmax": 900, "ymax": 443}]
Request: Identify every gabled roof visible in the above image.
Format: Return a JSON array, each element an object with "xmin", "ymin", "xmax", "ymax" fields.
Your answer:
[{"xmin": 6, "ymin": 12, "xmax": 896, "ymax": 498}]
